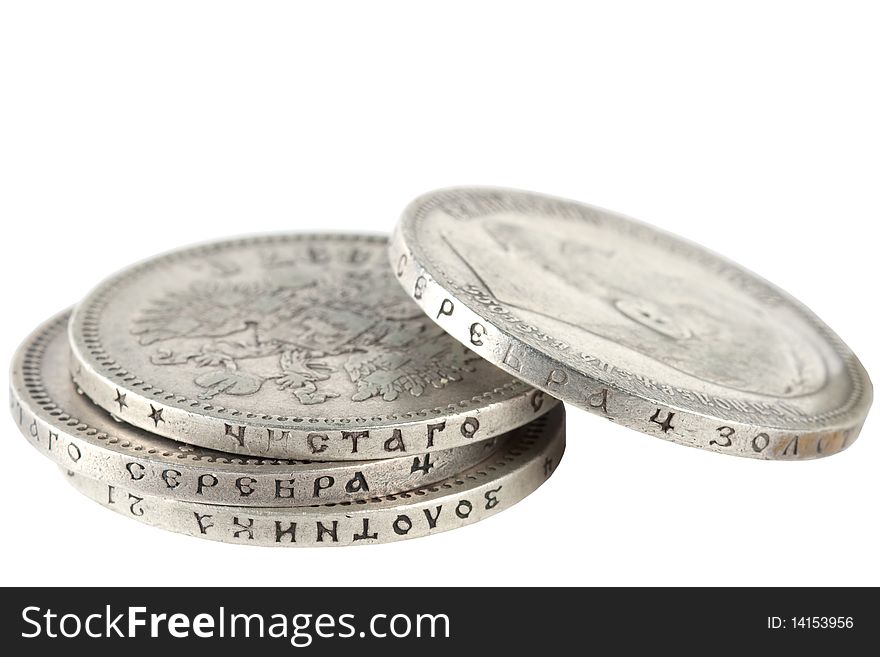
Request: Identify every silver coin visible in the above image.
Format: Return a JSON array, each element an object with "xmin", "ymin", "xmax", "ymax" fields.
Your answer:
[
  {"xmin": 69, "ymin": 234, "xmax": 554, "ymax": 460},
  {"xmin": 391, "ymin": 187, "xmax": 872, "ymax": 460},
  {"xmin": 12, "ymin": 311, "xmax": 508, "ymax": 506},
  {"xmin": 57, "ymin": 407, "xmax": 565, "ymax": 547}
]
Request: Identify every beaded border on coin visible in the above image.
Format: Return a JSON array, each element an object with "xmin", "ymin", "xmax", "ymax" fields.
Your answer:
[
  {"xmin": 11, "ymin": 311, "xmax": 511, "ymax": 506},
  {"xmin": 69, "ymin": 234, "xmax": 556, "ymax": 460}
]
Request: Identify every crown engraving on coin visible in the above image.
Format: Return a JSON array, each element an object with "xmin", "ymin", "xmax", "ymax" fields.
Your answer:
[
  {"xmin": 68, "ymin": 234, "xmax": 552, "ymax": 459},
  {"xmin": 132, "ymin": 274, "xmax": 479, "ymax": 405}
]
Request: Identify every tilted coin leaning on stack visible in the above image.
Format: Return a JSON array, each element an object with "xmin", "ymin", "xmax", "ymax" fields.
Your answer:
[{"xmin": 10, "ymin": 188, "xmax": 873, "ymax": 546}]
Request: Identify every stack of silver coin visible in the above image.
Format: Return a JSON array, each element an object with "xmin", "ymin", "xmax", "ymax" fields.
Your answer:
[
  {"xmin": 9, "ymin": 187, "xmax": 872, "ymax": 547},
  {"xmin": 10, "ymin": 232, "xmax": 564, "ymax": 547}
]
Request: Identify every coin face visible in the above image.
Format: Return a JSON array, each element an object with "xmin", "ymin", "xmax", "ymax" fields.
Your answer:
[
  {"xmin": 391, "ymin": 187, "xmax": 872, "ymax": 459},
  {"xmin": 59, "ymin": 407, "xmax": 565, "ymax": 547},
  {"xmin": 70, "ymin": 235, "xmax": 553, "ymax": 459},
  {"xmin": 12, "ymin": 312, "xmax": 505, "ymax": 505}
]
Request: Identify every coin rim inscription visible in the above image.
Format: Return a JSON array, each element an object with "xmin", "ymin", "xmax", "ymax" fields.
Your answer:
[
  {"xmin": 68, "ymin": 233, "xmax": 556, "ymax": 459},
  {"xmin": 11, "ymin": 311, "xmax": 508, "ymax": 505},
  {"xmin": 391, "ymin": 187, "xmax": 872, "ymax": 460},
  {"xmin": 58, "ymin": 407, "xmax": 566, "ymax": 547}
]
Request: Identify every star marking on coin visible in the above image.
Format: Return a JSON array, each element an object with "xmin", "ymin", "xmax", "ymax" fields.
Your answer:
[
  {"xmin": 114, "ymin": 389, "xmax": 128, "ymax": 413},
  {"xmin": 148, "ymin": 404, "xmax": 165, "ymax": 427}
]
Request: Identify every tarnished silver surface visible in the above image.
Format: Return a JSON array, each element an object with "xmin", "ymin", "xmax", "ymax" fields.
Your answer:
[
  {"xmin": 58, "ymin": 407, "xmax": 565, "ymax": 547},
  {"xmin": 69, "ymin": 234, "xmax": 554, "ymax": 460},
  {"xmin": 12, "ymin": 312, "xmax": 507, "ymax": 506},
  {"xmin": 391, "ymin": 187, "xmax": 872, "ymax": 459}
]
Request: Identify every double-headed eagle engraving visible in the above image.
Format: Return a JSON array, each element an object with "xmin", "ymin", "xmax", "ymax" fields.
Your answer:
[{"xmin": 131, "ymin": 273, "xmax": 477, "ymax": 405}]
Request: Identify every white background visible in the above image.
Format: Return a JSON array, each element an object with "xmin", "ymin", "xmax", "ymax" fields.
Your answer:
[{"xmin": 1, "ymin": 1, "xmax": 877, "ymax": 587}]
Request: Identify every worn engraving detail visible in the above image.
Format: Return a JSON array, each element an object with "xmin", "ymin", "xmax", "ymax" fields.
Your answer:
[
  {"xmin": 10, "ymin": 312, "xmax": 515, "ymax": 504},
  {"xmin": 133, "ymin": 274, "xmax": 477, "ymax": 405},
  {"xmin": 67, "ymin": 235, "xmax": 556, "ymax": 457}
]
